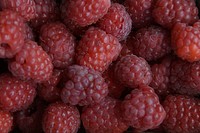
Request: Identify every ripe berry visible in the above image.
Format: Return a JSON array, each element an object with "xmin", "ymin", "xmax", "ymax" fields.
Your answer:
[
  {"xmin": 61, "ymin": 65, "xmax": 108, "ymax": 106},
  {"xmin": 42, "ymin": 102, "xmax": 80, "ymax": 133},
  {"xmin": 0, "ymin": 110, "xmax": 13, "ymax": 133}
]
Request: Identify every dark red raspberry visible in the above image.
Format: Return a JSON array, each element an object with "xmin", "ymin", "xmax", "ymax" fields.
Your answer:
[
  {"xmin": 124, "ymin": 0, "xmax": 155, "ymax": 29},
  {"xmin": 0, "ymin": 10, "xmax": 25, "ymax": 58},
  {"xmin": 76, "ymin": 27, "xmax": 122, "ymax": 72},
  {"xmin": 0, "ymin": 0, "xmax": 36, "ymax": 21},
  {"xmin": 126, "ymin": 26, "xmax": 171, "ymax": 61},
  {"xmin": 98, "ymin": 3, "xmax": 132, "ymax": 41},
  {"xmin": 171, "ymin": 21, "xmax": 200, "ymax": 62},
  {"xmin": 121, "ymin": 85, "xmax": 166, "ymax": 131},
  {"xmin": 40, "ymin": 22, "xmax": 76, "ymax": 69},
  {"xmin": 65, "ymin": 0, "xmax": 111, "ymax": 27},
  {"xmin": 24, "ymin": 23, "xmax": 35, "ymax": 40},
  {"xmin": 9, "ymin": 40, "xmax": 53, "ymax": 83},
  {"xmin": 61, "ymin": 65, "xmax": 108, "ymax": 106},
  {"xmin": 153, "ymin": 0, "xmax": 199, "ymax": 29},
  {"xmin": 115, "ymin": 55, "xmax": 152, "ymax": 88},
  {"xmin": 162, "ymin": 95, "xmax": 200, "ymax": 133},
  {"xmin": 81, "ymin": 97, "xmax": 128, "ymax": 133},
  {"xmin": 170, "ymin": 58, "xmax": 200, "ymax": 95},
  {"xmin": 0, "ymin": 73, "xmax": 36, "ymax": 112},
  {"xmin": 42, "ymin": 102, "xmax": 80, "ymax": 133},
  {"xmin": 118, "ymin": 42, "xmax": 133, "ymax": 59},
  {"xmin": 0, "ymin": 110, "xmax": 13, "ymax": 133}
]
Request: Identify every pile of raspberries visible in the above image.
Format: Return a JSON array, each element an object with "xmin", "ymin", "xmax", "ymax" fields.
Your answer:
[{"xmin": 1, "ymin": 0, "xmax": 200, "ymax": 133}]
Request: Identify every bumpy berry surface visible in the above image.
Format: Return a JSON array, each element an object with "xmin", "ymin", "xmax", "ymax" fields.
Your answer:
[
  {"xmin": 0, "ymin": 0, "xmax": 36, "ymax": 21},
  {"xmin": 98, "ymin": 3, "xmax": 132, "ymax": 41},
  {"xmin": 124, "ymin": 0, "xmax": 154, "ymax": 29},
  {"xmin": 0, "ymin": 110, "xmax": 13, "ymax": 133},
  {"xmin": 81, "ymin": 97, "xmax": 128, "ymax": 133},
  {"xmin": 153, "ymin": 0, "xmax": 199, "ymax": 29},
  {"xmin": 65, "ymin": 0, "xmax": 111, "ymax": 27},
  {"xmin": 40, "ymin": 22, "xmax": 76, "ymax": 69},
  {"xmin": 9, "ymin": 40, "xmax": 53, "ymax": 83},
  {"xmin": 0, "ymin": 10, "xmax": 25, "ymax": 58},
  {"xmin": 76, "ymin": 27, "xmax": 122, "ymax": 72},
  {"xmin": 115, "ymin": 55, "xmax": 152, "ymax": 88},
  {"xmin": 42, "ymin": 102, "xmax": 80, "ymax": 133},
  {"xmin": 162, "ymin": 95, "xmax": 200, "ymax": 133},
  {"xmin": 171, "ymin": 21, "xmax": 200, "ymax": 62},
  {"xmin": 126, "ymin": 26, "xmax": 171, "ymax": 61},
  {"xmin": 121, "ymin": 85, "xmax": 166, "ymax": 131},
  {"xmin": 0, "ymin": 73, "xmax": 36, "ymax": 112},
  {"xmin": 61, "ymin": 65, "xmax": 108, "ymax": 106}
]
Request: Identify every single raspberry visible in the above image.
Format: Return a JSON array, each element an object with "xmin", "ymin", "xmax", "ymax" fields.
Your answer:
[
  {"xmin": 0, "ymin": 0, "xmax": 36, "ymax": 21},
  {"xmin": 40, "ymin": 22, "xmax": 76, "ymax": 69},
  {"xmin": 114, "ymin": 55, "xmax": 152, "ymax": 88},
  {"xmin": 65, "ymin": 0, "xmax": 111, "ymax": 27},
  {"xmin": 24, "ymin": 23, "xmax": 35, "ymax": 40},
  {"xmin": 153, "ymin": 0, "xmax": 199, "ymax": 29},
  {"xmin": 61, "ymin": 65, "xmax": 108, "ymax": 106},
  {"xmin": 171, "ymin": 21, "xmax": 200, "ymax": 62},
  {"xmin": 8, "ymin": 40, "xmax": 53, "ymax": 83},
  {"xmin": 126, "ymin": 26, "xmax": 171, "ymax": 61},
  {"xmin": 81, "ymin": 97, "xmax": 128, "ymax": 133},
  {"xmin": 170, "ymin": 58, "xmax": 200, "ymax": 95},
  {"xmin": 124, "ymin": 0, "xmax": 155, "ymax": 29},
  {"xmin": 76, "ymin": 27, "xmax": 122, "ymax": 72},
  {"xmin": 162, "ymin": 95, "xmax": 200, "ymax": 133},
  {"xmin": 0, "ymin": 10, "xmax": 25, "ymax": 58},
  {"xmin": 98, "ymin": 3, "xmax": 132, "ymax": 41},
  {"xmin": 121, "ymin": 85, "xmax": 166, "ymax": 131},
  {"xmin": 42, "ymin": 102, "xmax": 80, "ymax": 133},
  {"xmin": 0, "ymin": 73, "xmax": 36, "ymax": 112},
  {"xmin": 0, "ymin": 110, "xmax": 13, "ymax": 133}
]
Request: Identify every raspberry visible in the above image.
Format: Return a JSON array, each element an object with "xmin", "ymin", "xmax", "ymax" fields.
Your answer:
[
  {"xmin": 40, "ymin": 22, "xmax": 76, "ymax": 69},
  {"xmin": 171, "ymin": 21, "xmax": 200, "ymax": 62},
  {"xmin": 9, "ymin": 40, "xmax": 53, "ymax": 83},
  {"xmin": 170, "ymin": 58, "xmax": 200, "ymax": 95},
  {"xmin": 124, "ymin": 0, "xmax": 155, "ymax": 29},
  {"xmin": 121, "ymin": 85, "xmax": 166, "ymax": 131},
  {"xmin": 42, "ymin": 102, "xmax": 80, "ymax": 133},
  {"xmin": 24, "ymin": 23, "xmax": 35, "ymax": 40},
  {"xmin": 81, "ymin": 97, "xmax": 128, "ymax": 133},
  {"xmin": 61, "ymin": 65, "xmax": 108, "ymax": 106},
  {"xmin": 153, "ymin": 0, "xmax": 199, "ymax": 29},
  {"xmin": 115, "ymin": 55, "xmax": 152, "ymax": 88},
  {"xmin": 0, "ymin": 10, "xmax": 25, "ymax": 58},
  {"xmin": 65, "ymin": 0, "xmax": 111, "ymax": 27},
  {"xmin": 126, "ymin": 26, "xmax": 171, "ymax": 61},
  {"xmin": 0, "ymin": 73, "xmax": 36, "ymax": 112},
  {"xmin": 162, "ymin": 95, "xmax": 200, "ymax": 133},
  {"xmin": 0, "ymin": 110, "xmax": 13, "ymax": 133},
  {"xmin": 76, "ymin": 27, "xmax": 122, "ymax": 72},
  {"xmin": 98, "ymin": 3, "xmax": 132, "ymax": 41},
  {"xmin": 0, "ymin": 0, "xmax": 36, "ymax": 21}
]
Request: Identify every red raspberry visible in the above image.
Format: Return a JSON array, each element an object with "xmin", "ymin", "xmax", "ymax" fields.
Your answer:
[
  {"xmin": 0, "ymin": 73, "xmax": 36, "ymax": 112},
  {"xmin": 0, "ymin": 110, "xmax": 13, "ymax": 133},
  {"xmin": 81, "ymin": 97, "xmax": 128, "ymax": 133},
  {"xmin": 76, "ymin": 27, "xmax": 122, "ymax": 72},
  {"xmin": 0, "ymin": 10, "xmax": 25, "ymax": 58},
  {"xmin": 124, "ymin": 0, "xmax": 155, "ymax": 29},
  {"xmin": 121, "ymin": 85, "xmax": 166, "ymax": 131},
  {"xmin": 42, "ymin": 102, "xmax": 80, "ymax": 133},
  {"xmin": 98, "ymin": 3, "xmax": 132, "ymax": 41},
  {"xmin": 61, "ymin": 65, "xmax": 108, "ymax": 106},
  {"xmin": 171, "ymin": 21, "xmax": 200, "ymax": 62},
  {"xmin": 0, "ymin": 0, "xmax": 36, "ymax": 21},
  {"xmin": 9, "ymin": 40, "xmax": 53, "ymax": 83},
  {"xmin": 115, "ymin": 55, "xmax": 152, "ymax": 88},
  {"xmin": 40, "ymin": 22, "xmax": 76, "ymax": 69},
  {"xmin": 126, "ymin": 26, "xmax": 171, "ymax": 61},
  {"xmin": 162, "ymin": 95, "xmax": 200, "ymax": 133},
  {"xmin": 153, "ymin": 0, "xmax": 199, "ymax": 29},
  {"xmin": 24, "ymin": 23, "xmax": 35, "ymax": 40},
  {"xmin": 65, "ymin": 0, "xmax": 111, "ymax": 27}
]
